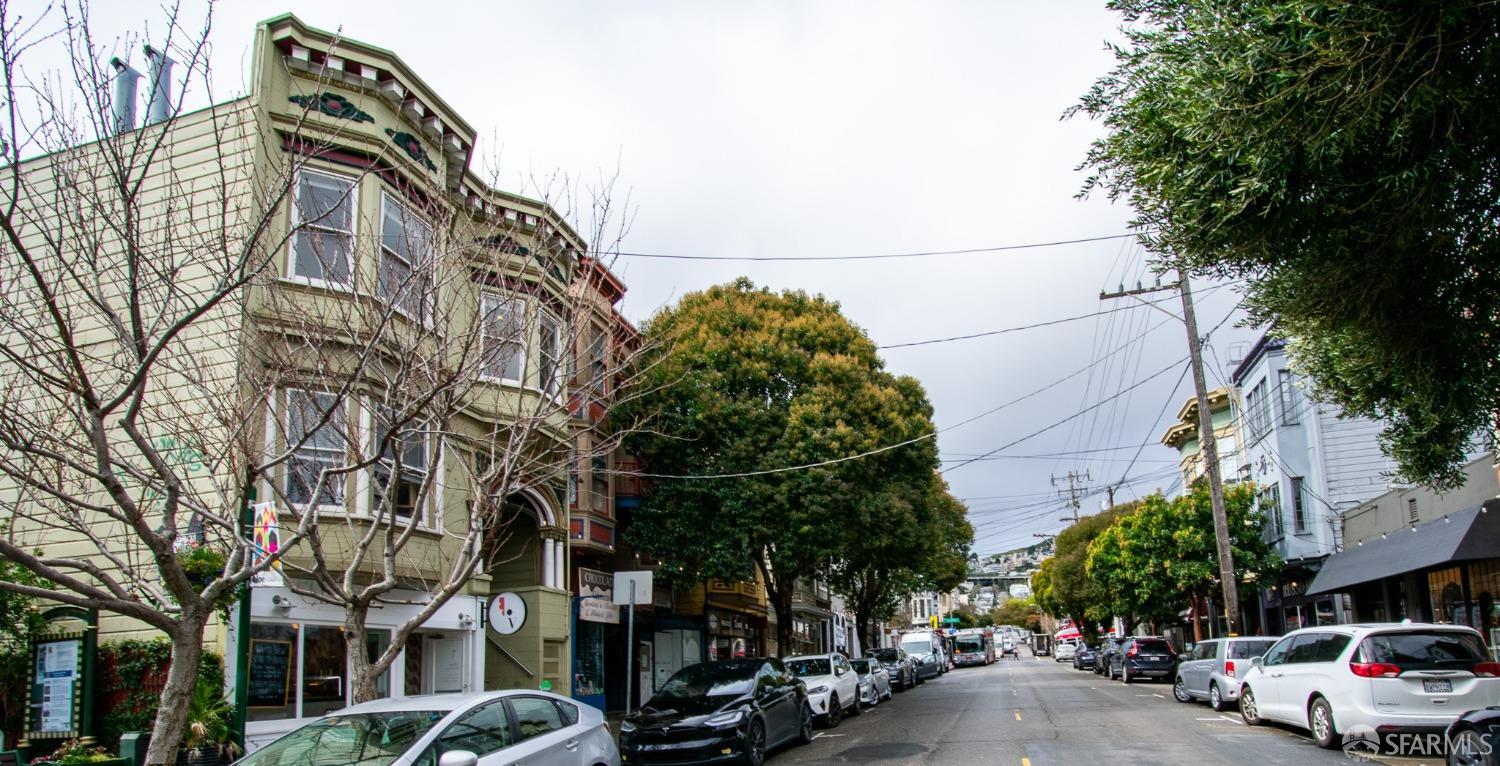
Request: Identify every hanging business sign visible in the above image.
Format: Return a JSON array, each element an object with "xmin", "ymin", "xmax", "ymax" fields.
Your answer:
[{"xmin": 578, "ymin": 568, "xmax": 620, "ymax": 624}]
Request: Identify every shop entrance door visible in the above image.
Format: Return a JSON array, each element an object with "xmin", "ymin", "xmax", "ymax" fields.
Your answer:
[
  {"xmin": 415, "ymin": 633, "xmax": 466, "ymax": 694},
  {"xmin": 652, "ymin": 629, "xmax": 700, "ymax": 694},
  {"xmin": 637, "ymin": 641, "xmax": 653, "ymax": 708}
]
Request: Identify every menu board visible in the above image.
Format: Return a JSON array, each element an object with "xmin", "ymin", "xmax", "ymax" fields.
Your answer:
[
  {"xmin": 248, "ymin": 640, "xmax": 292, "ymax": 707},
  {"xmin": 30, "ymin": 639, "xmax": 80, "ymax": 734}
]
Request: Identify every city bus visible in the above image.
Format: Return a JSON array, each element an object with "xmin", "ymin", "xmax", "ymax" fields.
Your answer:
[{"xmin": 952, "ymin": 627, "xmax": 995, "ymax": 666}]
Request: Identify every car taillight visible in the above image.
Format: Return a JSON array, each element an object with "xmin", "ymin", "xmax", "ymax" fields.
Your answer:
[
  {"xmin": 1127, "ymin": 646, "xmax": 1138, "ymax": 657},
  {"xmin": 1473, "ymin": 662, "xmax": 1500, "ymax": 677},
  {"xmin": 1224, "ymin": 660, "xmax": 1235, "ymax": 675},
  {"xmin": 1349, "ymin": 662, "xmax": 1402, "ymax": 678}
]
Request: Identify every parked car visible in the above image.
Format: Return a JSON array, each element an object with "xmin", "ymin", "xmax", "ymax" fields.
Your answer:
[
  {"xmin": 621, "ymin": 658, "xmax": 812, "ymax": 765},
  {"xmin": 867, "ymin": 647, "xmax": 916, "ymax": 690},
  {"xmin": 237, "ymin": 690, "xmax": 619, "ymax": 766},
  {"xmin": 1095, "ymin": 636, "xmax": 1127, "ymax": 675},
  {"xmin": 1001, "ymin": 635, "xmax": 1018, "ymax": 658},
  {"xmin": 1073, "ymin": 644, "xmax": 1098, "ymax": 671},
  {"xmin": 1238, "ymin": 624, "xmax": 1499, "ymax": 750},
  {"xmin": 786, "ymin": 652, "xmax": 861, "ymax": 727},
  {"xmin": 1054, "ymin": 641, "xmax": 1077, "ymax": 662},
  {"xmin": 1446, "ymin": 706, "xmax": 1500, "ymax": 766},
  {"xmin": 850, "ymin": 658, "xmax": 893, "ymax": 706},
  {"xmin": 899, "ymin": 631, "xmax": 945, "ymax": 680},
  {"xmin": 1172, "ymin": 636, "xmax": 1277, "ymax": 711},
  {"xmin": 1108, "ymin": 636, "xmax": 1178, "ymax": 683}
]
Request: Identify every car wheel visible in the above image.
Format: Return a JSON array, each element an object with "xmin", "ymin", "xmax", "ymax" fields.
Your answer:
[
  {"xmin": 1122, "ymin": 667, "xmax": 1133, "ymax": 685},
  {"xmin": 795, "ymin": 704, "xmax": 815, "ymax": 745},
  {"xmin": 1449, "ymin": 728, "xmax": 1491, "ymax": 766},
  {"xmin": 826, "ymin": 695, "xmax": 842, "ymax": 728},
  {"xmin": 882, "ymin": 685, "xmax": 893, "ymax": 701},
  {"xmin": 1309, "ymin": 697, "xmax": 1339, "ymax": 750},
  {"xmin": 1106, "ymin": 664, "xmax": 1114, "ymax": 680},
  {"xmin": 848, "ymin": 692, "xmax": 863, "ymax": 716},
  {"xmin": 1240, "ymin": 686, "xmax": 1263, "ymax": 726},
  {"xmin": 1172, "ymin": 676, "xmax": 1192, "ymax": 703},
  {"xmin": 743, "ymin": 718, "xmax": 766, "ymax": 766},
  {"xmin": 1208, "ymin": 683, "xmax": 1226, "ymax": 712}
]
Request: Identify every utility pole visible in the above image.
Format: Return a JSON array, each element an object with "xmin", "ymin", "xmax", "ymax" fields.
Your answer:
[
  {"xmin": 1052, "ymin": 470, "xmax": 1090, "ymax": 523},
  {"xmin": 1100, "ymin": 273, "xmax": 1242, "ymax": 635}
]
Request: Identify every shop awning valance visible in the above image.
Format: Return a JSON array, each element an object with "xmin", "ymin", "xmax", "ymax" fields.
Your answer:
[{"xmin": 1307, "ymin": 500, "xmax": 1500, "ymax": 596}]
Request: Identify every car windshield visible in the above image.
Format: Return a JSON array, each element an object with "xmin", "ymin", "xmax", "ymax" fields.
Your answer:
[
  {"xmin": 1359, "ymin": 631, "xmax": 1488, "ymax": 671},
  {"xmin": 238, "ymin": 711, "xmax": 446, "ymax": 766},
  {"xmin": 850, "ymin": 659, "xmax": 873, "ymax": 674},
  {"xmin": 1229, "ymin": 640, "xmax": 1275, "ymax": 659},
  {"xmin": 869, "ymin": 649, "xmax": 899, "ymax": 663},
  {"xmin": 658, "ymin": 661, "xmax": 758, "ymax": 698},
  {"xmin": 785, "ymin": 658, "xmax": 832, "ymax": 677}
]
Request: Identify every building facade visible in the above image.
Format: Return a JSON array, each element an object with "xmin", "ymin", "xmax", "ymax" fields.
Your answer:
[{"xmin": 1, "ymin": 12, "xmax": 617, "ymax": 750}]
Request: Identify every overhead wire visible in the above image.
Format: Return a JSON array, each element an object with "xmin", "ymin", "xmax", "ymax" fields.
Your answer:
[{"xmin": 612, "ymin": 233, "xmax": 1138, "ymax": 261}]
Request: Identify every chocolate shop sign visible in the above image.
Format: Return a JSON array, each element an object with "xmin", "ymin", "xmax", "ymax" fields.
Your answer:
[{"xmin": 579, "ymin": 568, "xmax": 620, "ymax": 624}]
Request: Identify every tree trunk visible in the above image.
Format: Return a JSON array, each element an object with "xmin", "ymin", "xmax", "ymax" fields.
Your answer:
[
  {"xmin": 772, "ymin": 588, "xmax": 795, "ymax": 656},
  {"xmin": 346, "ymin": 607, "xmax": 381, "ymax": 704},
  {"xmin": 143, "ymin": 614, "xmax": 208, "ymax": 766}
]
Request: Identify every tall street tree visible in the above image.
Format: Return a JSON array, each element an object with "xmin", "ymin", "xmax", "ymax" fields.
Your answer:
[
  {"xmin": 619, "ymin": 279, "xmax": 962, "ymax": 651},
  {"xmin": 1073, "ymin": 0, "xmax": 1500, "ymax": 488}
]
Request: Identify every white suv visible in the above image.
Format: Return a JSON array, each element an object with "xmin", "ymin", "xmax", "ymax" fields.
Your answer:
[
  {"xmin": 1238, "ymin": 623, "xmax": 1499, "ymax": 749},
  {"xmin": 785, "ymin": 652, "xmax": 861, "ymax": 727}
]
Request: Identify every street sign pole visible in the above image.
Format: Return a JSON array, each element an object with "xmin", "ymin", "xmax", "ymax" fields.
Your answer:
[{"xmin": 625, "ymin": 580, "xmax": 636, "ymax": 717}]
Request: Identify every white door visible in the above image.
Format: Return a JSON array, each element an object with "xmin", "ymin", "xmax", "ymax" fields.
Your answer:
[
  {"xmin": 653, "ymin": 630, "xmax": 681, "ymax": 691},
  {"xmin": 637, "ymin": 641, "xmax": 653, "ymax": 708}
]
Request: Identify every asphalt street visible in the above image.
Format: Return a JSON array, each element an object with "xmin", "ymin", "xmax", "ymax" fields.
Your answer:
[{"xmin": 766, "ymin": 651, "xmax": 1430, "ymax": 766}]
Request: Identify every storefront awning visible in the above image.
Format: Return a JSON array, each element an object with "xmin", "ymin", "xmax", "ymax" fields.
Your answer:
[{"xmin": 1307, "ymin": 500, "xmax": 1500, "ymax": 595}]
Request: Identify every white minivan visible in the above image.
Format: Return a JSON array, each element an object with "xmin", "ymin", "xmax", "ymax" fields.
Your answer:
[{"xmin": 1238, "ymin": 623, "xmax": 1500, "ymax": 749}]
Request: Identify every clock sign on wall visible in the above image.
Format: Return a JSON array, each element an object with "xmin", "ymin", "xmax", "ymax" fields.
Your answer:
[{"xmin": 488, "ymin": 592, "xmax": 527, "ymax": 635}]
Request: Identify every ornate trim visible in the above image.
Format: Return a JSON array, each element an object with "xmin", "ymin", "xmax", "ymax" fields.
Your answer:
[
  {"xmin": 386, "ymin": 128, "xmax": 438, "ymax": 171},
  {"xmin": 288, "ymin": 91, "xmax": 375, "ymax": 123}
]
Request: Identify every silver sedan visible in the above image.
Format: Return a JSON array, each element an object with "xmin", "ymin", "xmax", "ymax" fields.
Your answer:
[{"xmin": 851, "ymin": 657, "xmax": 894, "ymax": 707}]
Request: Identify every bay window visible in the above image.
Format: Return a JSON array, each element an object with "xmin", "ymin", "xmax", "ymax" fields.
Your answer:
[
  {"xmin": 379, "ymin": 192, "xmax": 434, "ymax": 320},
  {"xmin": 290, "ymin": 170, "xmax": 355, "ymax": 286},
  {"xmin": 372, "ymin": 408, "xmax": 430, "ymax": 525},
  {"xmin": 479, "ymin": 294, "xmax": 525, "ymax": 383},
  {"xmin": 539, "ymin": 311, "xmax": 563, "ymax": 397},
  {"xmin": 285, "ymin": 389, "xmax": 347, "ymax": 508}
]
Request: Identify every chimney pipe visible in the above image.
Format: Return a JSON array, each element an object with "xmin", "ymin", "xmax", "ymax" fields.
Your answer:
[
  {"xmin": 109, "ymin": 57, "xmax": 141, "ymax": 134},
  {"xmin": 143, "ymin": 44, "xmax": 174, "ymax": 125}
]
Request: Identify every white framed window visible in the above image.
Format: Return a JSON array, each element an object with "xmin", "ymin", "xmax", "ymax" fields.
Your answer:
[
  {"xmin": 289, "ymin": 169, "xmax": 356, "ymax": 286},
  {"xmin": 1291, "ymin": 476, "xmax": 1308, "ymax": 534},
  {"xmin": 1260, "ymin": 483, "xmax": 1283, "ymax": 539},
  {"xmin": 379, "ymin": 192, "xmax": 434, "ymax": 321},
  {"xmin": 587, "ymin": 323, "xmax": 607, "ymax": 395},
  {"xmin": 1245, "ymin": 379, "xmax": 1271, "ymax": 443},
  {"xmin": 284, "ymin": 389, "xmax": 348, "ymax": 508},
  {"xmin": 479, "ymin": 293, "xmax": 525, "ymax": 383},
  {"xmin": 1278, "ymin": 368, "xmax": 1301, "ymax": 425},
  {"xmin": 538, "ymin": 311, "xmax": 563, "ymax": 398},
  {"xmin": 371, "ymin": 407, "xmax": 431, "ymax": 526}
]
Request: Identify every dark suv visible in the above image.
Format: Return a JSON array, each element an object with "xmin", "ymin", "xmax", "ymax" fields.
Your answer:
[
  {"xmin": 1094, "ymin": 636, "xmax": 1126, "ymax": 675},
  {"xmin": 1108, "ymin": 637, "xmax": 1178, "ymax": 684},
  {"xmin": 867, "ymin": 647, "xmax": 916, "ymax": 690}
]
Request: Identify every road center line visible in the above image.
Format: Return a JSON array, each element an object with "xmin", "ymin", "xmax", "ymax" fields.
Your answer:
[
  {"xmin": 1014, "ymin": 710, "xmax": 1023, "ymax": 721},
  {"xmin": 1022, "ymin": 758, "xmax": 1032, "ymax": 766}
]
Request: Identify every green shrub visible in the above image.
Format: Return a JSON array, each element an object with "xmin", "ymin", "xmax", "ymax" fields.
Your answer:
[{"xmin": 96, "ymin": 640, "xmax": 224, "ymax": 752}]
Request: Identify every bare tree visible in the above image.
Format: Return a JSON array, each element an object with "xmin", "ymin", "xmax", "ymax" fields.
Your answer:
[{"xmin": 0, "ymin": 1, "xmax": 660, "ymax": 761}]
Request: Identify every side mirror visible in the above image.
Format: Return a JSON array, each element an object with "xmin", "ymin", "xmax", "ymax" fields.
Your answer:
[
  {"xmin": 835, "ymin": 667, "xmax": 846, "ymax": 677},
  {"xmin": 439, "ymin": 752, "xmax": 478, "ymax": 766},
  {"xmin": 1251, "ymin": 656, "xmax": 1264, "ymax": 668}
]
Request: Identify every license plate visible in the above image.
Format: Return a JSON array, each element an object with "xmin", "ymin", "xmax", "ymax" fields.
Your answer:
[
  {"xmin": 1423, "ymin": 679, "xmax": 1453, "ymax": 693},
  {"xmin": 1146, "ymin": 655, "xmax": 1165, "ymax": 661}
]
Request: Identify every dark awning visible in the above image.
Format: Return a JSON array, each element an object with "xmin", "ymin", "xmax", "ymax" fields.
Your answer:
[{"xmin": 1306, "ymin": 500, "xmax": 1500, "ymax": 596}]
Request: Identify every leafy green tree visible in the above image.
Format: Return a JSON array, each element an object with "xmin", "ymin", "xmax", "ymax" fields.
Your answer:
[
  {"xmin": 619, "ymin": 279, "xmax": 959, "ymax": 651},
  {"xmin": 1031, "ymin": 502, "xmax": 1137, "ymax": 634},
  {"xmin": 992, "ymin": 598, "xmax": 1042, "ymax": 632},
  {"xmin": 1086, "ymin": 484, "xmax": 1278, "ymax": 632},
  {"xmin": 1073, "ymin": 0, "xmax": 1500, "ymax": 488},
  {"xmin": 829, "ymin": 473, "xmax": 974, "ymax": 648},
  {"xmin": 0, "ymin": 545, "xmax": 47, "ymax": 748}
]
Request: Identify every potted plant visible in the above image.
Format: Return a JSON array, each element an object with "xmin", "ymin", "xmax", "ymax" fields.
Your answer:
[
  {"xmin": 30, "ymin": 739, "xmax": 124, "ymax": 766},
  {"xmin": 177, "ymin": 681, "xmax": 239, "ymax": 766}
]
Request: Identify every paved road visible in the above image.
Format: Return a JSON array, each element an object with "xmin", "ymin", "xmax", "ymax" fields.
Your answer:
[{"xmin": 767, "ymin": 652, "xmax": 1408, "ymax": 766}]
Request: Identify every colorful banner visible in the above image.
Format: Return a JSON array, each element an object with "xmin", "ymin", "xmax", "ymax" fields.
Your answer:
[{"xmin": 251, "ymin": 501, "xmax": 285, "ymax": 587}]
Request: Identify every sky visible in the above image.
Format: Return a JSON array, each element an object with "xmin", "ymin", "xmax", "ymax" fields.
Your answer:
[{"xmin": 17, "ymin": 0, "xmax": 1259, "ymax": 554}]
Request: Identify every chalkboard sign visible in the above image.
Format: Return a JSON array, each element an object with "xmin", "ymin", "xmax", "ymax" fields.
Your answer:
[{"xmin": 249, "ymin": 640, "xmax": 292, "ymax": 708}]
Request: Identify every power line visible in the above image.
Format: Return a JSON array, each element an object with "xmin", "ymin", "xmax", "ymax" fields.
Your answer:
[
  {"xmin": 612, "ymin": 233, "xmax": 1138, "ymax": 262},
  {"xmin": 878, "ymin": 295, "xmax": 1181, "ymax": 350}
]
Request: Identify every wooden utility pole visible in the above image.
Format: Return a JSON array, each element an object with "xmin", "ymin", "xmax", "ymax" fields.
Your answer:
[
  {"xmin": 1052, "ymin": 471, "xmax": 1090, "ymax": 523},
  {"xmin": 1100, "ymin": 274, "xmax": 1242, "ymax": 635}
]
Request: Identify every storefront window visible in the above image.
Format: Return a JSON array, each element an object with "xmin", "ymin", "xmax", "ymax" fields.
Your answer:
[
  {"xmin": 367, "ymin": 629, "xmax": 392, "ymax": 699},
  {"xmin": 303, "ymin": 625, "xmax": 349, "ymax": 717},
  {"xmin": 574, "ymin": 622, "xmax": 604, "ymax": 698},
  {"xmin": 248, "ymin": 623, "xmax": 298, "ymax": 722}
]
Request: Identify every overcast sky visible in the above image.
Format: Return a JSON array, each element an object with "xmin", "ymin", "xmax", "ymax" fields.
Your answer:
[{"xmin": 26, "ymin": 0, "xmax": 1259, "ymax": 554}]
